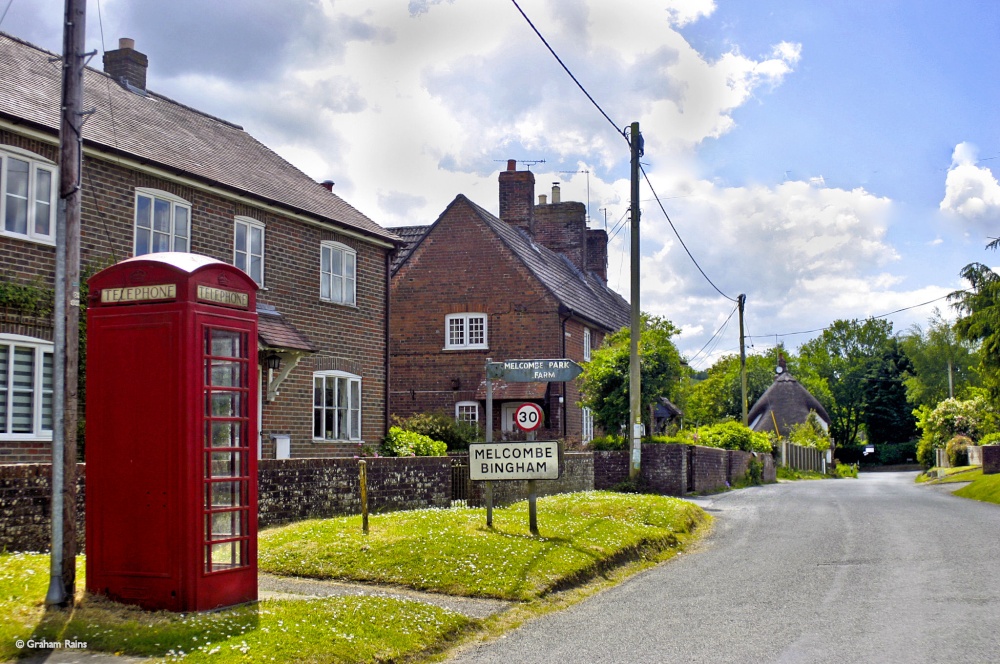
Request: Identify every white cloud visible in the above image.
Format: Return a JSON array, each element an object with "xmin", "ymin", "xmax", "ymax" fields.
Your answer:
[{"xmin": 940, "ymin": 141, "xmax": 1000, "ymax": 226}]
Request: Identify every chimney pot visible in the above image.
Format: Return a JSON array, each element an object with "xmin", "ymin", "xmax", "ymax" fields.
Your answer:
[
  {"xmin": 551, "ymin": 182, "xmax": 561, "ymax": 204},
  {"xmin": 539, "ymin": 194, "xmax": 547, "ymax": 205},
  {"xmin": 320, "ymin": 180, "xmax": 335, "ymax": 191},
  {"xmin": 119, "ymin": 37, "xmax": 135, "ymax": 50},
  {"xmin": 506, "ymin": 159, "xmax": 517, "ymax": 171}
]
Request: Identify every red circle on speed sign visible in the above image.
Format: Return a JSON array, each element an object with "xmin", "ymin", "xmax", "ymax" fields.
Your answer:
[{"xmin": 514, "ymin": 402, "xmax": 543, "ymax": 432}]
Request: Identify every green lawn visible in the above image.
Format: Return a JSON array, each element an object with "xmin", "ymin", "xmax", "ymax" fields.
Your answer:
[
  {"xmin": 917, "ymin": 466, "xmax": 981, "ymax": 484},
  {"xmin": 2, "ymin": 491, "xmax": 708, "ymax": 663},
  {"xmin": 260, "ymin": 491, "xmax": 707, "ymax": 601},
  {"xmin": 953, "ymin": 471, "xmax": 1000, "ymax": 504}
]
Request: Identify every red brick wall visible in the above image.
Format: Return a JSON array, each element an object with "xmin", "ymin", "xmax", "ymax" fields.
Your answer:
[
  {"xmin": 390, "ymin": 197, "xmax": 599, "ymax": 444},
  {"xmin": 534, "ymin": 201, "xmax": 587, "ymax": 270},
  {"xmin": 0, "ymin": 128, "xmax": 390, "ymax": 462}
]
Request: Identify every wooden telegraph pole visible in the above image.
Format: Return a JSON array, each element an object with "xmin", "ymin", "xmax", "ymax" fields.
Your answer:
[
  {"xmin": 628, "ymin": 122, "xmax": 642, "ymax": 478},
  {"xmin": 47, "ymin": 0, "xmax": 85, "ymax": 607},
  {"xmin": 739, "ymin": 294, "xmax": 747, "ymax": 426}
]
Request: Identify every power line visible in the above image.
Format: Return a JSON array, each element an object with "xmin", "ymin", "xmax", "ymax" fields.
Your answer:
[
  {"xmin": 510, "ymin": 0, "xmax": 625, "ymax": 142},
  {"xmin": 746, "ymin": 290, "xmax": 966, "ymax": 341},
  {"xmin": 687, "ymin": 302, "xmax": 739, "ymax": 368},
  {"xmin": 0, "ymin": 0, "xmax": 14, "ymax": 29},
  {"xmin": 640, "ymin": 163, "xmax": 738, "ymax": 303}
]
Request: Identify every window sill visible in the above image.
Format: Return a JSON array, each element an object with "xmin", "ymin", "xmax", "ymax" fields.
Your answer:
[
  {"xmin": 442, "ymin": 346, "xmax": 489, "ymax": 352},
  {"xmin": 319, "ymin": 299, "xmax": 359, "ymax": 309},
  {"xmin": 0, "ymin": 232, "xmax": 56, "ymax": 247}
]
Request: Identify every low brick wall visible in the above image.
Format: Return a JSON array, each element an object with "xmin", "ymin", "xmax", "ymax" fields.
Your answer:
[
  {"xmin": 0, "ymin": 463, "xmax": 85, "ymax": 553},
  {"xmin": 593, "ymin": 450, "xmax": 630, "ymax": 490},
  {"xmin": 258, "ymin": 457, "xmax": 451, "ymax": 527},
  {"xmin": 690, "ymin": 446, "xmax": 729, "ymax": 493},
  {"xmin": 0, "ymin": 458, "xmax": 452, "ymax": 552},
  {"xmin": 643, "ymin": 444, "xmax": 688, "ymax": 496},
  {"xmin": 467, "ymin": 452, "xmax": 594, "ymax": 508},
  {"xmin": 984, "ymin": 446, "xmax": 1000, "ymax": 475}
]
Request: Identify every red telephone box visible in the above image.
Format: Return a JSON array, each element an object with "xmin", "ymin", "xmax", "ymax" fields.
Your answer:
[{"xmin": 85, "ymin": 253, "xmax": 259, "ymax": 611}]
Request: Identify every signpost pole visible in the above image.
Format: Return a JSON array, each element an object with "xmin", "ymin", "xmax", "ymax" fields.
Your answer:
[
  {"xmin": 484, "ymin": 359, "xmax": 493, "ymax": 528},
  {"xmin": 527, "ymin": 431, "xmax": 538, "ymax": 536}
]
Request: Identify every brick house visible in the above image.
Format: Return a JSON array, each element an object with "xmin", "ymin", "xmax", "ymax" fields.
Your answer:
[
  {"xmin": 390, "ymin": 160, "xmax": 630, "ymax": 445},
  {"xmin": 0, "ymin": 33, "xmax": 399, "ymax": 463}
]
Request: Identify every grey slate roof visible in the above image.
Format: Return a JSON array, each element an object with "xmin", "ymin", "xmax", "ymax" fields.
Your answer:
[
  {"xmin": 389, "ymin": 225, "xmax": 432, "ymax": 272},
  {"xmin": 395, "ymin": 194, "xmax": 630, "ymax": 333},
  {"xmin": 748, "ymin": 371, "xmax": 831, "ymax": 437},
  {"xmin": 0, "ymin": 32, "xmax": 398, "ymax": 245}
]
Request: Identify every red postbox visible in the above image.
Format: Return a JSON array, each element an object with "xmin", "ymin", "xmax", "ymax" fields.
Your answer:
[{"xmin": 85, "ymin": 253, "xmax": 258, "ymax": 611}]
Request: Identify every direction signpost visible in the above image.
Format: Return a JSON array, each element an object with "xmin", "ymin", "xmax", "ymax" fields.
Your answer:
[{"xmin": 480, "ymin": 359, "xmax": 579, "ymax": 535}]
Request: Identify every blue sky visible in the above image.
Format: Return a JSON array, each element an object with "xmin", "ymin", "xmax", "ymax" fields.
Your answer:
[{"xmin": 3, "ymin": 1, "xmax": 998, "ymax": 368}]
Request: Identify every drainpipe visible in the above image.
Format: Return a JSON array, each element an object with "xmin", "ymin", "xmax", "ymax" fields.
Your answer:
[
  {"xmin": 385, "ymin": 249, "xmax": 393, "ymax": 438},
  {"xmin": 559, "ymin": 308, "xmax": 573, "ymax": 441}
]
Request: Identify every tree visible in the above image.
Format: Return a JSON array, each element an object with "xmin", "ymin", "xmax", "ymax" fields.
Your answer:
[
  {"xmin": 862, "ymin": 339, "xmax": 917, "ymax": 445},
  {"xmin": 900, "ymin": 309, "xmax": 980, "ymax": 408},
  {"xmin": 797, "ymin": 318, "xmax": 894, "ymax": 448},
  {"xmin": 951, "ymin": 259, "xmax": 1000, "ymax": 402},
  {"xmin": 579, "ymin": 314, "xmax": 683, "ymax": 433},
  {"xmin": 683, "ymin": 353, "xmax": 776, "ymax": 426}
]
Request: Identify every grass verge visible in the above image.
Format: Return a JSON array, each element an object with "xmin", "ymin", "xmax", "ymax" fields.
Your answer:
[
  {"xmin": 916, "ymin": 466, "xmax": 981, "ymax": 484},
  {"xmin": 2, "ymin": 491, "xmax": 708, "ymax": 662},
  {"xmin": 952, "ymin": 471, "xmax": 1000, "ymax": 504},
  {"xmin": 260, "ymin": 491, "xmax": 708, "ymax": 601}
]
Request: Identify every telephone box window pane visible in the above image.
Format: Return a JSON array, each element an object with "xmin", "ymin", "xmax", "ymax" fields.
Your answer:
[
  {"xmin": 207, "ymin": 451, "xmax": 241, "ymax": 478},
  {"xmin": 210, "ymin": 421, "xmax": 241, "ymax": 447},
  {"xmin": 208, "ymin": 481, "xmax": 241, "ymax": 508},
  {"xmin": 210, "ymin": 361, "xmax": 242, "ymax": 388},
  {"xmin": 208, "ymin": 511, "xmax": 241, "ymax": 540},
  {"xmin": 207, "ymin": 542, "xmax": 243, "ymax": 572},
  {"xmin": 209, "ymin": 330, "xmax": 243, "ymax": 358},
  {"xmin": 209, "ymin": 391, "xmax": 241, "ymax": 417}
]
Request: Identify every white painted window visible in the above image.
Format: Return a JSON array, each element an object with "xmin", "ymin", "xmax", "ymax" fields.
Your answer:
[
  {"xmin": 0, "ymin": 335, "xmax": 54, "ymax": 439},
  {"xmin": 456, "ymin": 401, "xmax": 479, "ymax": 424},
  {"xmin": 0, "ymin": 146, "xmax": 56, "ymax": 245},
  {"xmin": 234, "ymin": 216, "xmax": 265, "ymax": 286},
  {"xmin": 313, "ymin": 370, "xmax": 361, "ymax": 441},
  {"xmin": 583, "ymin": 327, "xmax": 592, "ymax": 361},
  {"xmin": 445, "ymin": 313, "xmax": 487, "ymax": 350},
  {"xmin": 320, "ymin": 241, "xmax": 357, "ymax": 305},
  {"xmin": 134, "ymin": 188, "xmax": 191, "ymax": 255},
  {"xmin": 582, "ymin": 406, "xmax": 594, "ymax": 444}
]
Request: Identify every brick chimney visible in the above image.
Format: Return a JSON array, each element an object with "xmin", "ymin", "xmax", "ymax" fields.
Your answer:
[
  {"xmin": 533, "ymin": 182, "xmax": 588, "ymax": 272},
  {"xmin": 103, "ymin": 38, "xmax": 148, "ymax": 92},
  {"xmin": 498, "ymin": 159, "xmax": 535, "ymax": 235},
  {"xmin": 586, "ymin": 229, "xmax": 609, "ymax": 283}
]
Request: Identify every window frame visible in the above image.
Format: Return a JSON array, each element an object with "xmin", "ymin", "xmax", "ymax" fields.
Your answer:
[
  {"xmin": 455, "ymin": 401, "xmax": 479, "ymax": 425},
  {"xmin": 319, "ymin": 241, "xmax": 357, "ymax": 306},
  {"xmin": 583, "ymin": 327, "xmax": 592, "ymax": 361},
  {"xmin": 582, "ymin": 406, "xmax": 594, "ymax": 444},
  {"xmin": 233, "ymin": 216, "xmax": 265, "ymax": 286},
  {"xmin": 312, "ymin": 370, "xmax": 362, "ymax": 442},
  {"xmin": 0, "ymin": 334, "xmax": 54, "ymax": 440},
  {"xmin": 133, "ymin": 187, "xmax": 192, "ymax": 256},
  {"xmin": 444, "ymin": 313, "xmax": 488, "ymax": 350},
  {"xmin": 0, "ymin": 146, "xmax": 57, "ymax": 245}
]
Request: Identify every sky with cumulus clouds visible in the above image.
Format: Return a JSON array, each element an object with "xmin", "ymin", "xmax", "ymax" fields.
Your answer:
[{"xmin": 4, "ymin": 0, "xmax": 998, "ymax": 368}]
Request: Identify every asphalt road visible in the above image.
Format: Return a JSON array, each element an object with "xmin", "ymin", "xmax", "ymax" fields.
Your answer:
[{"xmin": 448, "ymin": 472, "xmax": 1000, "ymax": 664}]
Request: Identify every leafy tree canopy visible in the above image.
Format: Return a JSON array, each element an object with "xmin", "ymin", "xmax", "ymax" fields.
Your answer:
[
  {"xmin": 951, "ymin": 259, "xmax": 1000, "ymax": 403},
  {"xmin": 900, "ymin": 309, "xmax": 980, "ymax": 408},
  {"xmin": 683, "ymin": 353, "xmax": 775, "ymax": 426},
  {"xmin": 579, "ymin": 314, "xmax": 683, "ymax": 433}
]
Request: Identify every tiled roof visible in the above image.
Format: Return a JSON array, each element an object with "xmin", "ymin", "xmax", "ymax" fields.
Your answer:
[
  {"xmin": 458, "ymin": 196, "xmax": 630, "ymax": 332},
  {"xmin": 256, "ymin": 304, "xmax": 317, "ymax": 352},
  {"xmin": 389, "ymin": 225, "xmax": 431, "ymax": 272},
  {"xmin": 0, "ymin": 32, "xmax": 399, "ymax": 245}
]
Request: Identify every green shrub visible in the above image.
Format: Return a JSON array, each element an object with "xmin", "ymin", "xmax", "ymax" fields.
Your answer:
[
  {"xmin": 589, "ymin": 435, "xmax": 627, "ymax": 451},
  {"xmin": 647, "ymin": 434, "xmax": 688, "ymax": 445},
  {"xmin": 876, "ymin": 441, "xmax": 917, "ymax": 465},
  {"xmin": 945, "ymin": 435, "xmax": 972, "ymax": 467},
  {"xmin": 914, "ymin": 396, "xmax": 995, "ymax": 468},
  {"xmin": 391, "ymin": 411, "xmax": 480, "ymax": 451},
  {"xmin": 832, "ymin": 463, "xmax": 858, "ymax": 478},
  {"xmin": 380, "ymin": 426, "xmax": 447, "ymax": 457},
  {"xmin": 691, "ymin": 421, "xmax": 771, "ymax": 453},
  {"xmin": 979, "ymin": 432, "xmax": 1000, "ymax": 446},
  {"xmin": 746, "ymin": 457, "xmax": 764, "ymax": 485}
]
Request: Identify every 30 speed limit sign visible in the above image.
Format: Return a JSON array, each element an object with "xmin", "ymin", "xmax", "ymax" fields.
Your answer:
[{"xmin": 514, "ymin": 402, "xmax": 543, "ymax": 432}]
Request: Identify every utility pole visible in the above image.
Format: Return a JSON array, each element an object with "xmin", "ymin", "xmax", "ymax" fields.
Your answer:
[
  {"xmin": 738, "ymin": 294, "xmax": 747, "ymax": 426},
  {"xmin": 47, "ymin": 0, "xmax": 85, "ymax": 607},
  {"xmin": 628, "ymin": 122, "xmax": 642, "ymax": 478}
]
